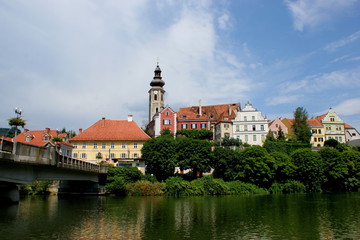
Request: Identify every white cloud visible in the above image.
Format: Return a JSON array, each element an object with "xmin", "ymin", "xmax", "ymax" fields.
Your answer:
[
  {"xmin": 333, "ymin": 98, "xmax": 360, "ymax": 116},
  {"xmin": 266, "ymin": 95, "xmax": 303, "ymax": 106},
  {"xmin": 218, "ymin": 12, "xmax": 230, "ymax": 30},
  {"xmin": 284, "ymin": 0, "xmax": 358, "ymax": 31},
  {"xmin": 324, "ymin": 31, "xmax": 360, "ymax": 52}
]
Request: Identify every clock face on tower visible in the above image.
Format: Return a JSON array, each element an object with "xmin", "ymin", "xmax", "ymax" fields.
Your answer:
[{"xmin": 154, "ymin": 90, "xmax": 158, "ymax": 94}]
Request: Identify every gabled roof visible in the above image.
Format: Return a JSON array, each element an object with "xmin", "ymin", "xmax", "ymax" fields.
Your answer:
[
  {"xmin": 15, "ymin": 128, "xmax": 67, "ymax": 146},
  {"xmin": 315, "ymin": 113, "xmax": 327, "ymax": 122},
  {"xmin": 70, "ymin": 118, "xmax": 150, "ymax": 141},
  {"xmin": 344, "ymin": 123, "xmax": 354, "ymax": 129},
  {"xmin": 307, "ymin": 118, "xmax": 323, "ymax": 127},
  {"xmin": 177, "ymin": 103, "xmax": 240, "ymax": 123}
]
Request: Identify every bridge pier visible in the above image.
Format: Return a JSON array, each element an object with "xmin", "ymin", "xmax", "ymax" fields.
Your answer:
[{"xmin": 0, "ymin": 182, "xmax": 19, "ymax": 204}]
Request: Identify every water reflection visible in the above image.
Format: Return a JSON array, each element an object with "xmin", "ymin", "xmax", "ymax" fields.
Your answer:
[{"xmin": 0, "ymin": 193, "xmax": 359, "ymax": 239}]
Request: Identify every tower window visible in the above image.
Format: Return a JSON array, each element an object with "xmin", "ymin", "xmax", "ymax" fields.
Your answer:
[{"xmin": 154, "ymin": 94, "xmax": 158, "ymax": 101}]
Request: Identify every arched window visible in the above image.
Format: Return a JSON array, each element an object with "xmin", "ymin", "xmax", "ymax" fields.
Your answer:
[{"xmin": 154, "ymin": 94, "xmax": 158, "ymax": 101}]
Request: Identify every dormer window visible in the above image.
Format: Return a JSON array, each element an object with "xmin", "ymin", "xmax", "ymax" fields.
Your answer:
[
  {"xmin": 26, "ymin": 135, "xmax": 32, "ymax": 142},
  {"xmin": 182, "ymin": 115, "xmax": 187, "ymax": 119},
  {"xmin": 43, "ymin": 135, "xmax": 50, "ymax": 141}
]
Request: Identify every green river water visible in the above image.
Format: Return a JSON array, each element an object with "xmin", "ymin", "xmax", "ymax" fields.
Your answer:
[{"xmin": 0, "ymin": 193, "xmax": 359, "ymax": 240}]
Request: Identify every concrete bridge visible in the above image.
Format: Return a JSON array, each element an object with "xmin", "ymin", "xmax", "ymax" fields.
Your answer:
[{"xmin": 0, "ymin": 140, "xmax": 108, "ymax": 203}]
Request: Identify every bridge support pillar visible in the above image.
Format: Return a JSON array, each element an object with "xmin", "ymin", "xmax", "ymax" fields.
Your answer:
[{"xmin": 0, "ymin": 182, "xmax": 19, "ymax": 204}]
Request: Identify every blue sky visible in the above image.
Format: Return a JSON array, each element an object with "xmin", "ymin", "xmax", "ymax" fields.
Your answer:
[{"xmin": 1, "ymin": 0, "xmax": 360, "ymax": 132}]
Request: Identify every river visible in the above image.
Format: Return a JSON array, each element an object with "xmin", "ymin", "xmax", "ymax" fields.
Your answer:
[{"xmin": 0, "ymin": 193, "xmax": 359, "ymax": 239}]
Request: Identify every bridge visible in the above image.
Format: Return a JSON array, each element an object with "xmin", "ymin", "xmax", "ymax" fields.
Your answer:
[{"xmin": 0, "ymin": 139, "xmax": 108, "ymax": 203}]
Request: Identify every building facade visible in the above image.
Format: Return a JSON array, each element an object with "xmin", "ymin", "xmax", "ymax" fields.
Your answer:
[
  {"xmin": 316, "ymin": 108, "xmax": 346, "ymax": 143},
  {"xmin": 268, "ymin": 118, "xmax": 289, "ymax": 139},
  {"xmin": 70, "ymin": 116, "xmax": 150, "ymax": 164},
  {"xmin": 232, "ymin": 103, "xmax": 269, "ymax": 146},
  {"xmin": 308, "ymin": 118, "xmax": 325, "ymax": 147},
  {"xmin": 152, "ymin": 106, "xmax": 177, "ymax": 137}
]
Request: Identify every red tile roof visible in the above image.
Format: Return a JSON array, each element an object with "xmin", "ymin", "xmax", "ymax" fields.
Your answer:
[
  {"xmin": 70, "ymin": 118, "xmax": 150, "ymax": 141},
  {"xmin": 282, "ymin": 118, "xmax": 323, "ymax": 127},
  {"xmin": 15, "ymin": 128, "xmax": 67, "ymax": 146},
  {"xmin": 344, "ymin": 123, "xmax": 354, "ymax": 129},
  {"xmin": 177, "ymin": 103, "xmax": 240, "ymax": 123}
]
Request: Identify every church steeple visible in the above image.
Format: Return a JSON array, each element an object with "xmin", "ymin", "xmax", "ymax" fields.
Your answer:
[{"xmin": 148, "ymin": 63, "xmax": 166, "ymax": 123}]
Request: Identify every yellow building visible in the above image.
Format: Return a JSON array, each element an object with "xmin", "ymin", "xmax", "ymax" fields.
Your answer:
[{"xmin": 70, "ymin": 116, "xmax": 150, "ymax": 165}]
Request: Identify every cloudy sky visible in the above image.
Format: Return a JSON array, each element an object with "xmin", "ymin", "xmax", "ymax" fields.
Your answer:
[{"xmin": 1, "ymin": 0, "xmax": 360, "ymax": 132}]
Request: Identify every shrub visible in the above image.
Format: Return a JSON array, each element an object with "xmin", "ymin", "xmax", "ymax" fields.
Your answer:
[
  {"xmin": 192, "ymin": 176, "xmax": 229, "ymax": 195},
  {"xmin": 107, "ymin": 166, "xmax": 142, "ymax": 183},
  {"xmin": 282, "ymin": 180, "xmax": 306, "ymax": 193},
  {"xmin": 126, "ymin": 181, "xmax": 165, "ymax": 196},
  {"xmin": 105, "ymin": 176, "xmax": 127, "ymax": 195},
  {"xmin": 226, "ymin": 181, "xmax": 268, "ymax": 194}
]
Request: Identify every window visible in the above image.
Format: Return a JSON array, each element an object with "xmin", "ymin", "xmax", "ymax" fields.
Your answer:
[
  {"xmin": 236, "ymin": 125, "xmax": 240, "ymax": 132},
  {"xmin": 74, "ymin": 143, "xmax": 78, "ymax": 149},
  {"xmin": 245, "ymin": 135, "xmax": 248, "ymax": 142},
  {"xmin": 252, "ymin": 116, "xmax": 255, "ymax": 121},
  {"xmin": 134, "ymin": 143, "xmax": 138, "ymax": 149},
  {"xmin": 163, "ymin": 119, "xmax": 171, "ymax": 125},
  {"xmin": 154, "ymin": 94, "xmax": 158, "ymax": 101},
  {"xmin": 339, "ymin": 137, "xmax": 342, "ymax": 142},
  {"xmin": 82, "ymin": 143, "xmax": 86, "ymax": 149},
  {"xmin": 121, "ymin": 153, "xmax": 126, "ymax": 158},
  {"xmin": 244, "ymin": 116, "xmax": 247, "ymax": 121},
  {"xmin": 102, "ymin": 143, "xmax": 106, "ymax": 149},
  {"xmin": 122, "ymin": 143, "xmax": 126, "ymax": 149},
  {"xmin": 110, "ymin": 143, "xmax": 115, "ymax": 149},
  {"xmin": 319, "ymin": 129, "xmax": 322, "ymax": 134},
  {"xmin": 26, "ymin": 135, "xmax": 32, "ymax": 142},
  {"xmin": 80, "ymin": 153, "xmax": 87, "ymax": 159},
  {"xmin": 156, "ymin": 108, "xmax": 159, "ymax": 113},
  {"xmin": 133, "ymin": 153, "xmax": 138, "ymax": 158},
  {"xmin": 330, "ymin": 117, "xmax": 335, "ymax": 122},
  {"xmin": 191, "ymin": 123, "xmax": 197, "ymax": 129},
  {"xmin": 109, "ymin": 153, "xmax": 115, "ymax": 159},
  {"xmin": 261, "ymin": 125, "xmax": 264, "ymax": 131},
  {"xmin": 182, "ymin": 115, "xmax": 187, "ymax": 119},
  {"xmin": 253, "ymin": 135, "xmax": 257, "ymax": 141},
  {"xmin": 166, "ymin": 111, "xmax": 169, "ymax": 116},
  {"xmin": 73, "ymin": 153, "xmax": 78, "ymax": 158},
  {"xmin": 182, "ymin": 123, "xmax": 188, "ymax": 129},
  {"xmin": 314, "ymin": 138, "xmax": 318, "ymax": 142},
  {"xmin": 319, "ymin": 138, "xmax": 324, "ymax": 142},
  {"xmin": 201, "ymin": 123, "xmax": 207, "ymax": 129},
  {"xmin": 252, "ymin": 125, "xmax": 256, "ymax": 131},
  {"xmin": 244, "ymin": 125, "xmax": 248, "ymax": 131},
  {"xmin": 93, "ymin": 143, "xmax": 98, "ymax": 149}
]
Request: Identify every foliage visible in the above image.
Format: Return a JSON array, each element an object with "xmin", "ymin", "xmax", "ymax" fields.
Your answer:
[
  {"xmin": 164, "ymin": 176, "xmax": 204, "ymax": 196},
  {"xmin": 176, "ymin": 129, "xmax": 213, "ymax": 140},
  {"xmin": 226, "ymin": 181, "xmax": 268, "ymax": 194},
  {"xmin": 160, "ymin": 128, "xmax": 173, "ymax": 137},
  {"xmin": 212, "ymin": 147, "xmax": 240, "ymax": 180},
  {"xmin": 141, "ymin": 136, "xmax": 178, "ymax": 181},
  {"xmin": 126, "ymin": 181, "xmax": 164, "ymax": 196},
  {"xmin": 277, "ymin": 126, "xmax": 286, "ymax": 141},
  {"xmin": 324, "ymin": 139, "xmax": 339, "ymax": 148},
  {"xmin": 270, "ymin": 152, "xmax": 297, "ymax": 182},
  {"xmin": 263, "ymin": 140, "xmax": 311, "ymax": 154},
  {"xmin": 220, "ymin": 136, "xmax": 242, "ymax": 147},
  {"xmin": 105, "ymin": 176, "xmax": 127, "ymax": 195},
  {"xmin": 142, "ymin": 174, "xmax": 158, "ymax": 183},
  {"xmin": 292, "ymin": 107, "xmax": 311, "ymax": 143},
  {"xmin": 60, "ymin": 128, "xmax": 76, "ymax": 138},
  {"xmin": 235, "ymin": 146, "xmax": 276, "ymax": 188},
  {"xmin": 192, "ymin": 176, "xmax": 229, "ymax": 195},
  {"xmin": 340, "ymin": 150, "xmax": 360, "ymax": 191},
  {"xmin": 176, "ymin": 137, "xmax": 213, "ymax": 178},
  {"xmin": 18, "ymin": 180, "xmax": 53, "ymax": 195},
  {"xmin": 107, "ymin": 166, "xmax": 142, "ymax": 183},
  {"xmin": 52, "ymin": 136, "xmax": 63, "ymax": 142},
  {"xmin": 290, "ymin": 149, "xmax": 325, "ymax": 192},
  {"xmin": 8, "ymin": 117, "xmax": 26, "ymax": 128},
  {"xmin": 269, "ymin": 180, "xmax": 306, "ymax": 194}
]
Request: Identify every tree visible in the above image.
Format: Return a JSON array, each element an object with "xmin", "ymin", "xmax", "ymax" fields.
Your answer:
[
  {"xmin": 324, "ymin": 139, "xmax": 339, "ymax": 148},
  {"xmin": 220, "ymin": 136, "xmax": 242, "ymax": 148},
  {"xmin": 235, "ymin": 146, "xmax": 276, "ymax": 188},
  {"xmin": 292, "ymin": 107, "xmax": 311, "ymax": 143},
  {"xmin": 277, "ymin": 126, "xmax": 286, "ymax": 141},
  {"xmin": 270, "ymin": 152, "xmax": 297, "ymax": 183},
  {"xmin": 8, "ymin": 116, "xmax": 26, "ymax": 138},
  {"xmin": 290, "ymin": 149, "xmax": 325, "ymax": 192},
  {"xmin": 176, "ymin": 130, "xmax": 213, "ymax": 140},
  {"xmin": 212, "ymin": 147, "xmax": 240, "ymax": 180},
  {"xmin": 160, "ymin": 128, "xmax": 173, "ymax": 137},
  {"xmin": 340, "ymin": 150, "xmax": 360, "ymax": 191},
  {"xmin": 141, "ymin": 136, "xmax": 177, "ymax": 181},
  {"xmin": 176, "ymin": 137, "xmax": 213, "ymax": 178}
]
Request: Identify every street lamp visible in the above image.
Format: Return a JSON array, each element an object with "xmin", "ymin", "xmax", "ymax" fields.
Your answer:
[{"xmin": 13, "ymin": 107, "xmax": 22, "ymax": 154}]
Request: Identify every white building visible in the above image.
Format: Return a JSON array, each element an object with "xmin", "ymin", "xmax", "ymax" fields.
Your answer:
[{"xmin": 232, "ymin": 103, "xmax": 269, "ymax": 146}]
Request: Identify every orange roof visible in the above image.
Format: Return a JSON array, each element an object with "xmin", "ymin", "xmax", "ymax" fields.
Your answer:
[
  {"xmin": 307, "ymin": 118, "xmax": 323, "ymax": 127},
  {"xmin": 15, "ymin": 128, "xmax": 67, "ymax": 146},
  {"xmin": 315, "ymin": 113, "xmax": 327, "ymax": 122},
  {"xmin": 344, "ymin": 123, "xmax": 354, "ymax": 129},
  {"xmin": 70, "ymin": 118, "xmax": 150, "ymax": 141},
  {"xmin": 177, "ymin": 103, "xmax": 240, "ymax": 123}
]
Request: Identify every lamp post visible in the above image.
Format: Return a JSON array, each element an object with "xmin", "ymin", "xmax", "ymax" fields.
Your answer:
[{"xmin": 13, "ymin": 107, "xmax": 22, "ymax": 154}]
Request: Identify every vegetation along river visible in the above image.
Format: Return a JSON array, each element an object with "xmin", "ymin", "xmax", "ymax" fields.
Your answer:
[{"xmin": 0, "ymin": 193, "xmax": 359, "ymax": 240}]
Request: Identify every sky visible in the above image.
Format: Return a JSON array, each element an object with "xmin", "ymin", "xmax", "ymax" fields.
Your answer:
[{"xmin": 1, "ymin": 0, "xmax": 360, "ymax": 133}]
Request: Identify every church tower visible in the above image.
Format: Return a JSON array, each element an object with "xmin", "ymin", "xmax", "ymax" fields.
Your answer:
[{"xmin": 148, "ymin": 63, "xmax": 165, "ymax": 123}]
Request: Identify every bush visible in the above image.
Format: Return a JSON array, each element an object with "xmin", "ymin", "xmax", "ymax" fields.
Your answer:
[
  {"xmin": 226, "ymin": 181, "xmax": 268, "ymax": 194},
  {"xmin": 263, "ymin": 141, "xmax": 311, "ymax": 154},
  {"xmin": 105, "ymin": 176, "xmax": 127, "ymax": 195},
  {"xmin": 107, "ymin": 166, "xmax": 142, "ymax": 183},
  {"xmin": 193, "ymin": 176, "xmax": 229, "ymax": 195},
  {"xmin": 126, "ymin": 181, "xmax": 165, "ymax": 196},
  {"xmin": 269, "ymin": 180, "xmax": 305, "ymax": 194},
  {"xmin": 18, "ymin": 180, "xmax": 53, "ymax": 195}
]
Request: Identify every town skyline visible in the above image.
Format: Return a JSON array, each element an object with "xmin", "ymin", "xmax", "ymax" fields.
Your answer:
[{"xmin": 1, "ymin": 1, "xmax": 360, "ymax": 132}]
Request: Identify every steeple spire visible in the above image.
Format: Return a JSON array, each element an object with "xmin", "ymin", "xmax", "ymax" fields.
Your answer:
[{"xmin": 150, "ymin": 63, "xmax": 165, "ymax": 87}]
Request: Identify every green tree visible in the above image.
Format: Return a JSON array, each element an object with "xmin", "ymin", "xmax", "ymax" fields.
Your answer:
[
  {"xmin": 176, "ymin": 129, "xmax": 213, "ymax": 140},
  {"xmin": 277, "ymin": 126, "xmax": 286, "ymax": 141},
  {"xmin": 176, "ymin": 137, "xmax": 213, "ymax": 178},
  {"xmin": 220, "ymin": 136, "xmax": 242, "ymax": 148},
  {"xmin": 292, "ymin": 107, "xmax": 311, "ymax": 143},
  {"xmin": 141, "ymin": 136, "xmax": 177, "ymax": 181},
  {"xmin": 324, "ymin": 138, "xmax": 339, "ymax": 148},
  {"xmin": 270, "ymin": 152, "xmax": 297, "ymax": 183},
  {"xmin": 340, "ymin": 150, "xmax": 360, "ymax": 191},
  {"xmin": 236, "ymin": 146, "xmax": 276, "ymax": 188},
  {"xmin": 290, "ymin": 149, "xmax": 325, "ymax": 192},
  {"xmin": 212, "ymin": 147, "xmax": 240, "ymax": 180},
  {"xmin": 160, "ymin": 128, "xmax": 173, "ymax": 137}
]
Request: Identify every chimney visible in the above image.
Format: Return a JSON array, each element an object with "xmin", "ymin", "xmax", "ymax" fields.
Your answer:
[
  {"xmin": 101, "ymin": 117, "xmax": 106, "ymax": 127},
  {"xmin": 199, "ymin": 99, "xmax": 202, "ymax": 116},
  {"xmin": 128, "ymin": 115, "xmax": 133, "ymax": 122},
  {"xmin": 24, "ymin": 129, "xmax": 29, "ymax": 133},
  {"xmin": 79, "ymin": 128, "xmax": 83, "ymax": 134},
  {"xmin": 45, "ymin": 128, "xmax": 50, "ymax": 133},
  {"xmin": 229, "ymin": 105, "xmax": 232, "ymax": 115}
]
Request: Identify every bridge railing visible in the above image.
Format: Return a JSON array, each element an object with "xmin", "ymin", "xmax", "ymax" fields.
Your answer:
[{"xmin": 1, "ymin": 139, "xmax": 107, "ymax": 174}]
